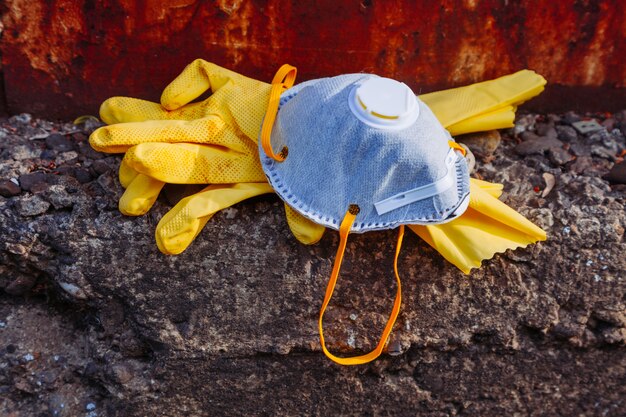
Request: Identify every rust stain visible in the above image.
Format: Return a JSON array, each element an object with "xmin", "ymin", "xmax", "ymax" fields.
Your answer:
[{"xmin": 1, "ymin": 0, "xmax": 625, "ymax": 118}]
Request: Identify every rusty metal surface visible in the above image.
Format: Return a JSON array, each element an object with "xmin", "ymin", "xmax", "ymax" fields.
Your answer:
[{"xmin": 1, "ymin": 0, "xmax": 625, "ymax": 118}]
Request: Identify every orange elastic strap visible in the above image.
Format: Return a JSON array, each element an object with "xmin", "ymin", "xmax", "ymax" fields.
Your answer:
[
  {"xmin": 319, "ymin": 208, "xmax": 404, "ymax": 366},
  {"xmin": 448, "ymin": 140, "xmax": 466, "ymax": 156},
  {"xmin": 261, "ymin": 64, "xmax": 297, "ymax": 162}
]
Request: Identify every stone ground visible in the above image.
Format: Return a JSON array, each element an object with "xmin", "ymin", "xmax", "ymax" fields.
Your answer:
[{"xmin": 0, "ymin": 111, "xmax": 625, "ymax": 416}]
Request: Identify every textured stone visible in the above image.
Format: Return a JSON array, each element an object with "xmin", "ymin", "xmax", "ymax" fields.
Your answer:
[
  {"xmin": 14, "ymin": 195, "xmax": 50, "ymax": 216},
  {"xmin": 1, "ymin": 113, "xmax": 625, "ymax": 417}
]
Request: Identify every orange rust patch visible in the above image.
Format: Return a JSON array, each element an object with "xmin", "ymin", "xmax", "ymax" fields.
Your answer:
[{"xmin": 1, "ymin": 0, "xmax": 625, "ymax": 118}]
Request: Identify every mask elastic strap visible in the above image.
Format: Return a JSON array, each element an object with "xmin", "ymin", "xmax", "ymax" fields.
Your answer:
[
  {"xmin": 448, "ymin": 140, "xmax": 466, "ymax": 156},
  {"xmin": 319, "ymin": 205, "xmax": 404, "ymax": 365},
  {"xmin": 261, "ymin": 64, "xmax": 297, "ymax": 162}
]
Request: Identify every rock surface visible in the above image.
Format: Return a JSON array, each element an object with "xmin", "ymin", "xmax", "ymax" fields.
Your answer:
[{"xmin": 1, "ymin": 112, "xmax": 625, "ymax": 416}]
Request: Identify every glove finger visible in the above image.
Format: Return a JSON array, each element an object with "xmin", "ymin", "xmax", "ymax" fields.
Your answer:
[
  {"xmin": 100, "ymin": 97, "xmax": 168, "ymax": 124},
  {"xmin": 89, "ymin": 117, "xmax": 251, "ymax": 154},
  {"xmin": 161, "ymin": 59, "xmax": 243, "ymax": 111},
  {"xmin": 155, "ymin": 182, "xmax": 274, "ymax": 254},
  {"xmin": 119, "ymin": 159, "xmax": 138, "ymax": 189},
  {"xmin": 420, "ymin": 69, "xmax": 546, "ymax": 128},
  {"xmin": 447, "ymin": 106, "xmax": 516, "ymax": 136},
  {"xmin": 469, "ymin": 178, "xmax": 503, "ymax": 198},
  {"xmin": 284, "ymin": 204, "xmax": 325, "ymax": 245},
  {"xmin": 124, "ymin": 142, "xmax": 265, "ymax": 184},
  {"xmin": 468, "ymin": 180, "xmax": 546, "ymax": 240},
  {"xmin": 119, "ymin": 172, "xmax": 166, "ymax": 216},
  {"xmin": 100, "ymin": 97, "xmax": 210, "ymax": 124}
]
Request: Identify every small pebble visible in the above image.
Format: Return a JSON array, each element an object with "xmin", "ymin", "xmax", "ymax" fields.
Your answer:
[
  {"xmin": 556, "ymin": 125, "xmax": 578, "ymax": 142},
  {"xmin": 111, "ymin": 363, "xmax": 134, "ymax": 384},
  {"xmin": 603, "ymin": 161, "xmax": 626, "ymax": 185},
  {"xmin": 92, "ymin": 159, "xmax": 110, "ymax": 175},
  {"xmin": 72, "ymin": 132, "xmax": 88, "ymax": 142},
  {"xmin": 55, "ymin": 166, "xmax": 76, "ymax": 176},
  {"xmin": 74, "ymin": 168, "xmax": 93, "ymax": 184},
  {"xmin": 6, "ymin": 242, "xmax": 27, "ymax": 255},
  {"xmin": 387, "ymin": 339, "xmax": 403, "ymax": 356},
  {"xmin": 591, "ymin": 145, "xmax": 616, "ymax": 160},
  {"xmin": 515, "ymin": 136, "xmax": 564, "ymax": 156},
  {"xmin": 569, "ymin": 156, "xmax": 594, "ymax": 175},
  {"xmin": 572, "ymin": 120, "xmax": 603, "ymax": 134},
  {"xmin": 41, "ymin": 149, "xmax": 57, "ymax": 160},
  {"xmin": 548, "ymin": 147, "xmax": 573, "ymax": 166},
  {"xmin": 18, "ymin": 172, "xmax": 48, "ymax": 191},
  {"xmin": 594, "ymin": 275, "xmax": 602, "ymax": 282},
  {"xmin": 59, "ymin": 282, "xmax": 87, "ymax": 300},
  {"xmin": 536, "ymin": 123, "xmax": 557, "ymax": 138},
  {"xmin": 562, "ymin": 226, "xmax": 571, "ymax": 234},
  {"xmin": 45, "ymin": 133, "xmax": 75, "ymax": 152},
  {"xmin": 5, "ymin": 274, "xmax": 37, "ymax": 295},
  {"xmin": 569, "ymin": 142, "xmax": 591, "ymax": 157},
  {"xmin": 347, "ymin": 333, "xmax": 356, "ymax": 348},
  {"xmin": 15, "ymin": 195, "xmax": 51, "ymax": 216},
  {"xmin": 222, "ymin": 207, "xmax": 238, "ymax": 219},
  {"xmin": 0, "ymin": 179, "xmax": 21, "ymax": 197},
  {"xmin": 77, "ymin": 142, "xmax": 105, "ymax": 159},
  {"xmin": 458, "ymin": 130, "xmax": 501, "ymax": 158},
  {"xmin": 601, "ymin": 118, "xmax": 616, "ymax": 130},
  {"xmin": 44, "ymin": 185, "xmax": 74, "ymax": 209},
  {"xmin": 586, "ymin": 260, "xmax": 593, "ymax": 266},
  {"xmin": 10, "ymin": 113, "xmax": 32, "ymax": 124},
  {"xmin": 520, "ymin": 131, "xmax": 540, "ymax": 142},
  {"xmin": 562, "ymin": 111, "xmax": 582, "ymax": 125}
]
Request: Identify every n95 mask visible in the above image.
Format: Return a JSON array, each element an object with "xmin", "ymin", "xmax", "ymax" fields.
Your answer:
[
  {"xmin": 260, "ymin": 73, "xmax": 470, "ymax": 231},
  {"xmin": 258, "ymin": 66, "xmax": 470, "ymax": 366}
]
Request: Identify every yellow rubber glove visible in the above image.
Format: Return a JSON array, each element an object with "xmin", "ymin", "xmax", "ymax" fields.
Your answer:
[
  {"xmin": 89, "ymin": 60, "xmax": 325, "ymax": 254},
  {"xmin": 420, "ymin": 69, "xmax": 546, "ymax": 136},
  {"xmin": 409, "ymin": 178, "xmax": 547, "ymax": 274},
  {"xmin": 407, "ymin": 69, "xmax": 547, "ymax": 274}
]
